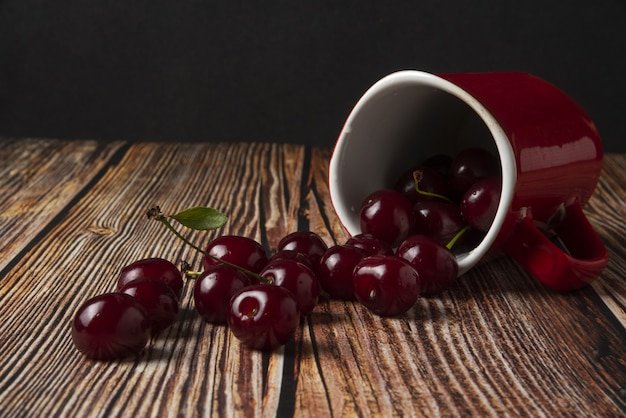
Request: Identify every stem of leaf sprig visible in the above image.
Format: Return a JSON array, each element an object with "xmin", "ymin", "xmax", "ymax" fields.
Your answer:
[
  {"xmin": 147, "ymin": 207, "xmax": 208, "ymax": 254},
  {"xmin": 146, "ymin": 206, "xmax": 269, "ymax": 283}
]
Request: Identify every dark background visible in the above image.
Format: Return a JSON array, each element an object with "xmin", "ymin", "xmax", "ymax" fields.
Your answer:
[{"xmin": 1, "ymin": 1, "xmax": 625, "ymax": 151}]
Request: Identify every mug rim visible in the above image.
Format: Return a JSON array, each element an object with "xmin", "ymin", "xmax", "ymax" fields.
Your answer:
[{"xmin": 329, "ymin": 70, "xmax": 518, "ymax": 275}]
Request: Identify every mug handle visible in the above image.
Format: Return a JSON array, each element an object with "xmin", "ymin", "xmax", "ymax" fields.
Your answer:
[{"xmin": 501, "ymin": 199, "xmax": 608, "ymax": 291}]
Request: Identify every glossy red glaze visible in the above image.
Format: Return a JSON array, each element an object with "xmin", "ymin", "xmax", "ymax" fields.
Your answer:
[
  {"xmin": 439, "ymin": 72, "xmax": 607, "ymax": 291},
  {"xmin": 501, "ymin": 200, "xmax": 608, "ymax": 291},
  {"xmin": 439, "ymin": 73, "xmax": 602, "ymax": 217}
]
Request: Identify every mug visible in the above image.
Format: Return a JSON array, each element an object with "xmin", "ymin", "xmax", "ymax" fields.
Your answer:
[{"xmin": 328, "ymin": 70, "xmax": 608, "ymax": 291}]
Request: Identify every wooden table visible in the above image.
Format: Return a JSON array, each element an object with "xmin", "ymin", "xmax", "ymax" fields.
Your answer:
[{"xmin": 0, "ymin": 138, "xmax": 624, "ymax": 417}]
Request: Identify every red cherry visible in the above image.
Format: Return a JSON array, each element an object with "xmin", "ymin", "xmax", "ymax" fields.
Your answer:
[
  {"xmin": 193, "ymin": 265, "xmax": 250, "ymax": 324},
  {"xmin": 268, "ymin": 249, "xmax": 314, "ymax": 270},
  {"xmin": 117, "ymin": 258, "xmax": 184, "ymax": 300},
  {"xmin": 345, "ymin": 233, "xmax": 394, "ymax": 256},
  {"xmin": 317, "ymin": 245, "xmax": 369, "ymax": 300},
  {"xmin": 353, "ymin": 255, "xmax": 420, "ymax": 317},
  {"xmin": 228, "ymin": 284, "xmax": 300, "ymax": 351},
  {"xmin": 71, "ymin": 293, "xmax": 150, "ymax": 360},
  {"xmin": 461, "ymin": 176, "xmax": 502, "ymax": 232},
  {"xmin": 203, "ymin": 235, "xmax": 268, "ymax": 277},
  {"xmin": 396, "ymin": 235, "xmax": 459, "ymax": 296},
  {"xmin": 359, "ymin": 189, "xmax": 413, "ymax": 247},
  {"xmin": 412, "ymin": 200, "xmax": 466, "ymax": 245},
  {"xmin": 448, "ymin": 148, "xmax": 499, "ymax": 197},
  {"xmin": 120, "ymin": 277, "xmax": 179, "ymax": 333},
  {"xmin": 395, "ymin": 166, "xmax": 452, "ymax": 204},
  {"xmin": 420, "ymin": 153, "xmax": 453, "ymax": 178},
  {"xmin": 260, "ymin": 259, "xmax": 320, "ymax": 316},
  {"xmin": 277, "ymin": 231, "xmax": 328, "ymax": 267}
]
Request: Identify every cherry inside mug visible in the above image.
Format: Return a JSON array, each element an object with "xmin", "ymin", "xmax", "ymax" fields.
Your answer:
[{"xmin": 329, "ymin": 70, "xmax": 608, "ymax": 291}]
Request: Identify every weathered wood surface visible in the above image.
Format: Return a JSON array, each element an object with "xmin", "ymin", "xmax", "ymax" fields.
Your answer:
[
  {"xmin": 0, "ymin": 139, "xmax": 126, "ymax": 273},
  {"xmin": 0, "ymin": 139, "xmax": 624, "ymax": 417}
]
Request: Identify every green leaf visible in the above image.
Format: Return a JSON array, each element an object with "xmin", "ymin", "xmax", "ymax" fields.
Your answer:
[{"xmin": 170, "ymin": 206, "xmax": 228, "ymax": 231}]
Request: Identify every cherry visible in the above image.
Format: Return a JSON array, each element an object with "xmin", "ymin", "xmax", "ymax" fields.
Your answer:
[
  {"xmin": 461, "ymin": 176, "xmax": 502, "ymax": 232},
  {"xmin": 421, "ymin": 153, "xmax": 453, "ymax": 178},
  {"xmin": 120, "ymin": 277, "xmax": 179, "ymax": 333},
  {"xmin": 259, "ymin": 259, "xmax": 320, "ymax": 316},
  {"xmin": 412, "ymin": 200, "xmax": 466, "ymax": 245},
  {"xmin": 345, "ymin": 233, "xmax": 394, "ymax": 256},
  {"xmin": 396, "ymin": 235, "xmax": 459, "ymax": 296},
  {"xmin": 359, "ymin": 189, "xmax": 413, "ymax": 247},
  {"xmin": 395, "ymin": 166, "xmax": 451, "ymax": 204},
  {"xmin": 317, "ymin": 245, "xmax": 368, "ymax": 300},
  {"xmin": 448, "ymin": 147, "xmax": 499, "ymax": 197},
  {"xmin": 203, "ymin": 235, "xmax": 268, "ymax": 277},
  {"xmin": 353, "ymin": 255, "xmax": 420, "ymax": 317},
  {"xmin": 228, "ymin": 284, "xmax": 300, "ymax": 351},
  {"xmin": 71, "ymin": 293, "xmax": 151, "ymax": 360},
  {"xmin": 193, "ymin": 265, "xmax": 250, "ymax": 324},
  {"xmin": 268, "ymin": 249, "xmax": 314, "ymax": 270},
  {"xmin": 277, "ymin": 231, "xmax": 328, "ymax": 267},
  {"xmin": 117, "ymin": 257, "xmax": 184, "ymax": 300}
]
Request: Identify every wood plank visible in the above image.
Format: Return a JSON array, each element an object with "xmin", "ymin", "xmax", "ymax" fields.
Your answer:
[
  {"xmin": 584, "ymin": 154, "xmax": 626, "ymax": 328},
  {"xmin": 0, "ymin": 138, "xmax": 127, "ymax": 272},
  {"xmin": 0, "ymin": 142, "xmax": 624, "ymax": 417}
]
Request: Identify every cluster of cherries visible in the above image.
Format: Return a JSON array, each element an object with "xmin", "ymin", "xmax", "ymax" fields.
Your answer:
[
  {"xmin": 362, "ymin": 147, "xmax": 502, "ymax": 251},
  {"xmin": 71, "ymin": 258, "xmax": 184, "ymax": 361},
  {"xmin": 71, "ymin": 147, "xmax": 502, "ymax": 360},
  {"xmin": 357, "ymin": 147, "xmax": 502, "ymax": 301}
]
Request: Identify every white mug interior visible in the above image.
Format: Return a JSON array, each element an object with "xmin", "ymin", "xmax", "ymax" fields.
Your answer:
[{"xmin": 329, "ymin": 70, "xmax": 517, "ymax": 275}]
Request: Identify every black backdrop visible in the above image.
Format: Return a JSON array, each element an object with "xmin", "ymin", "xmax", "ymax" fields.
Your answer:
[{"xmin": 1, "ymin": 1, "xmax": 625, "ymax": 151}]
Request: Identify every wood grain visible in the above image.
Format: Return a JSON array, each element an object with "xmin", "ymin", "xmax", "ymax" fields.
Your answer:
[
  {"xmin": 0, "ymin": 140, "xmax": 624, "ymax": 417},
  {"xmin": 585, "ymin": 155, "xmax": 626, "ymax": 329},
  {"xmin": 0, "ymin": 138, "xmax": 127, "ymax": 273}
]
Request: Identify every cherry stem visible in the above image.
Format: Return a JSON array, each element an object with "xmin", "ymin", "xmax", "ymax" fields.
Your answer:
[
  {"xmin": 147, "ymin": 206, "xmax": 269, "ymax": 284},
  {"xmin": 446, "ymin": 225, "xmax": 470, "ymax": 250},
  {"xmin": 180, "ymin": 261, "xmax": 202, "ymax": 280},
  {"xmin": 413, "ymin": 170, "xmax": 453, "ymax": 203}
]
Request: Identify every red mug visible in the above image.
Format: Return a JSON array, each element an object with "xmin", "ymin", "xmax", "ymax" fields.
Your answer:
[{"xmin": 328, "ymin": 70, "xmax": 608, "ymax": 291}]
